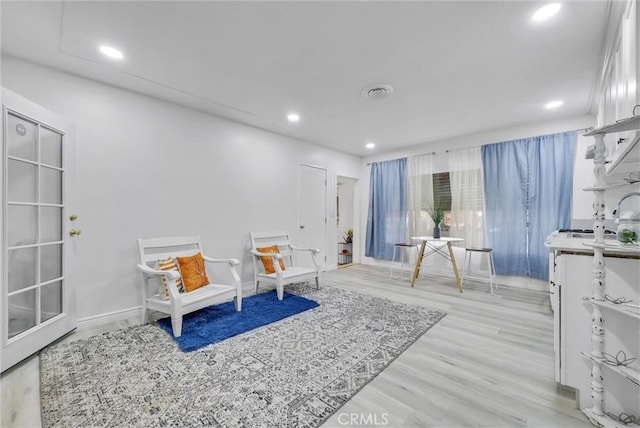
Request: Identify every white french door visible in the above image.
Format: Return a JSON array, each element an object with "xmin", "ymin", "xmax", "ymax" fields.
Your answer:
[
  {"xmin": 298, "ymin": 164, "xmax": 327, "ymax": 271},
  {"xmin": 1, "ymin": 88, "xmax": 77, "ymax": 372}
]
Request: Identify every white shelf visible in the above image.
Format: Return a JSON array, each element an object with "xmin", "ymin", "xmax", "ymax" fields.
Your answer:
[
  {"xmin": 582, "ymin": 351, "xmax": 640, "ymax": 387},
  {"xmin": 583, "ymin": 182, "xmax": 637, "ymax": 191},
  {"xmin": 618, "ymin": 365, "xmax": 640, "ymax": 387},
  {"xmin": 582, "ymin": 112, "xmax": 640, "ymax": 427},
  {"xmin": 585, "ymin": 114, "xmax": 640, "ymax": 176},
  {"xmin": 582, "ymin": 407, "xmax": 640, "ymax": 428},
  {"xmin": 583, "ymin": 297, "xmax": 640, "ymax": 320},
  {"xmin": 585, "ymin": 115, "xmax": 640, "ymax": 135}
]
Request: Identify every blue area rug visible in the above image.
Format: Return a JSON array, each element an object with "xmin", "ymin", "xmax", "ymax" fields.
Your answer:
[{"xmin": 157, "ymin": 291, "xmax": 319, "ymax": 352}]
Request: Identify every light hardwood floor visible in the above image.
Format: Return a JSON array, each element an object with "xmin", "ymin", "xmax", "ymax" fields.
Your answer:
[
  {"xmin": 1, "ymin": 265, "xmax": 592, "ymax": 428},
  {"xmin": 321, "ymin": 265, "xmax": 591, "ymax": 428}
]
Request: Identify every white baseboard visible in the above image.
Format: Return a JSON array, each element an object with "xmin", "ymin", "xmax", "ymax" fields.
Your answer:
[
  {"xmin": 78, "ymin": 285, "xmax": 256, "ymax": 330},
  {"xmin": 241, "ymin": 281, "xmax": 257, "ymax": 296},
  {"xmin": 77, "ymin": 306, "xmax": 141, "ymax": 330}
]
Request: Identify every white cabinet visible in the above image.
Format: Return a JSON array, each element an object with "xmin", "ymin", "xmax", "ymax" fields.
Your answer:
[
  {"xmin": 596, "ymin": 115, "xmax": 640, "ymax": 177},
  {"xmin": 598, "ymin": 0, "xmax": 639, "ymax": 170},
  {"xmin": 607, "ymin": 133, "xmax": 639, "ymax": 176},
  {"xmin": 548, "ymin": 246, "xmax": 639, "ymax": 409},
  {"xmin": 548, "ymin": 250, "xmax": 561, "ymax": 382}
]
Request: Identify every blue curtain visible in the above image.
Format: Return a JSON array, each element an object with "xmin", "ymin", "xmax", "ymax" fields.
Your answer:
[
  {"xmin": 482, "ymin": 132, "xmax": 576, "ymax": 280},
  {"xmin": 528, "ymin": 132, "xmax": 577, "ymax": 278},
  {"xmin": 365, "ymin": 158, "xmax": 407, "ymax": 260},
  {"xmin": 482, "ymin": 141, "xmax": 530, "ymax": 277}
]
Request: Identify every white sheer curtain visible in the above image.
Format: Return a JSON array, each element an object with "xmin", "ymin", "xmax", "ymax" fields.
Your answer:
[
  {"xmin": 448, "ymin": 146, "xmax": 484, "ymax": 248},
  {"xmin": 407, "ymin": 154, "xmax": 434, "ymax": 240}
]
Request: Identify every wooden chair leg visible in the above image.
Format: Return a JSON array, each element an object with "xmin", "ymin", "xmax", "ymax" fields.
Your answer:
[
  {"xmin": 411, "ymin": 241, "xmax": 427, "ymax": 287},
  {"xmin": 141, "ymin": 294, "xmax": 148, "ymax": 325},
  {"xmin": 171, "ymin": 316, "xmax": 183, "ymax": 337}
]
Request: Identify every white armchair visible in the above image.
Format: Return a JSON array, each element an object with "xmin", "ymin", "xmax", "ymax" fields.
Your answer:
[
  {"xmin": 250, "ymin": 231, "xmax": 320, "ymax": 300},
  {"xmin": 136, "ymin": 236, "xmax": 242, "ymax": 337}
]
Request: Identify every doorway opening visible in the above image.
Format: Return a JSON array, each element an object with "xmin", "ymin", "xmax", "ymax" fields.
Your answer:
[{"xmin": 336, "ymin": 176, "xmax": 357, "ymax": 268}]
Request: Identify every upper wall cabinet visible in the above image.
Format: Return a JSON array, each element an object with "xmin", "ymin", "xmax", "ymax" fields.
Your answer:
[{"xmin": 596, "ymin": 0, "xmax": 639, "ymax": 176}]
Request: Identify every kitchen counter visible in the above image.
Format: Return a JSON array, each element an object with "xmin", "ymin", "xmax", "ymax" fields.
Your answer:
[{"xmin": 546, "ymin": 233, "xmax": 640, "ymax": 256}]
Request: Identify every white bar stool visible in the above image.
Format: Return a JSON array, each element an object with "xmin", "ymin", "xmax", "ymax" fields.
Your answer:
[
  {"xmin": 461, "ymin": 248, "xmax": 497, "ymax": 295},
  {"xmin": 390, "ymin": 243, "xmax": 419, "ymax": 279}
]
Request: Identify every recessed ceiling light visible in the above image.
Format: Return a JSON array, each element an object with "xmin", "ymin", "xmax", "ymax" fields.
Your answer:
[
  {"xmin": 545, "ymin": 100, "xmax": 564, "ymax": 109},
  {"xmin": 99, "ymin": 45, "xmax": 124, "ymax": 60},
  {"xmin": 287, "ymin": 113, "xmax": 300, "ymax": 122},
  {"xmin": 532, "ymin": 3, "xmax": 561, "ymax": 22},
  {"xmin": 362, "ymin": 84, "xmax": 394, "ymax": 100},
  {"xmin": 366, "ymin": 142, "xmax": 375, "ymax": 149}
]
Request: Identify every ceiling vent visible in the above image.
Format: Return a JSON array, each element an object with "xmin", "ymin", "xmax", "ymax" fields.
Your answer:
[{"xmin": 362, "ymin": 84, "xmax": 394, "ymax": 100}]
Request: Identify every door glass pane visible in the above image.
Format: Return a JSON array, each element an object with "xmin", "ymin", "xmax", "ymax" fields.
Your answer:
[
  {"xmin": 40, "ymin": 167, "xmax": 62, "ymax": 204},
  {"xmin": 40, "ymin": 127, "xmax": 63, "ymax": 168},
  {"xmin": 7, "ymin": 113, "xmax": 37, "ymax": 161},
  {"xmin": 41, "ymin": 281, "xmax": 62, "ymax": 322},
  {"xmin": 8, "ymin": 290, "xmax": 37, "ymax": 339},
  {"xmin": 41, "ymin": 244, "xmax": 62, "ymax": 283},
  {"xmin": 8, "ymin": 247, "xmax": 37, "ymax": 292},
  {"xmin": 7, "ymin": 159, "xmax": 37, "ymax": 202},
  {"xmin": 7, "ymin": 205, "xmax": 37, "ymax": 246},
  {"xmin": 41, "ymin": 206, "xmax": 62, "ymax": 243}
]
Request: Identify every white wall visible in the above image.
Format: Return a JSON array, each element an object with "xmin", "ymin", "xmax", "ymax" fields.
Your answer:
[
  {"xmin": 1, "ymin": 56, "xmax": 361, "ymax": 322},
  {"xmin": 358, "ymin": 115, "xmax": 598, "ymax": 277}
]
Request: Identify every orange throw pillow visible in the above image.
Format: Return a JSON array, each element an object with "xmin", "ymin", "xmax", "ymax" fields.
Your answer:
[
  {"xmin": 257, "ymin": 245, "xmax": 286, "ymax": 274},
  {"xmin": 176, "ymin": 252, "xmax": 210, "ymax": 292}
]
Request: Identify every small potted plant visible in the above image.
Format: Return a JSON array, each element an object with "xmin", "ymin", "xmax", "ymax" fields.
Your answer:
[
  {"xmin": 427, "ymin": 205, "xmax": 445, "ymax": 239},
  {"xmin": 618, "ymin": 228, "xmax": 638, "ymax": 245},
  {"xmin": 344, "ymin": 229, "xmax": 354, "ymax": 243}
]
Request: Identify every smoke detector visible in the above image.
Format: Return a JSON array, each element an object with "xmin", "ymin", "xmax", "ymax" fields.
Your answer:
[{"xmin": 362, "ymin": 84, "xmax": 394, "ymax": 100}]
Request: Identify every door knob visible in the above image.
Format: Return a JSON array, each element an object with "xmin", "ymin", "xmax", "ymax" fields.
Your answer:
[
  {"xmin": 69, "ymin": 229, "xmax": 82, "ymax": 237},
  {"xmin": 300, "ymin": 225, "xmax": 305, "ymax": 229}
]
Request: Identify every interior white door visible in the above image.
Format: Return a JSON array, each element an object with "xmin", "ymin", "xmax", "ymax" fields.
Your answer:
[
  {"xmin": 1, "ymin": 88, "xmax": 77, "ymax": 373},
  {"xmin": 298, "ymin": 164, "xmax": 326, "ymax": 270}
]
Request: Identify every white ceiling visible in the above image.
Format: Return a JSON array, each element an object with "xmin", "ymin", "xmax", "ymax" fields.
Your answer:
[{"xmin": 1, "ymin": 1, "xmax": 610, "ymax": 156}]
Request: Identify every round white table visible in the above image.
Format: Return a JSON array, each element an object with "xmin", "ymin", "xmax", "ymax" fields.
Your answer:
[{"xmin": 410, "ymin": 236, "xmax": 464, "ymax": 292}]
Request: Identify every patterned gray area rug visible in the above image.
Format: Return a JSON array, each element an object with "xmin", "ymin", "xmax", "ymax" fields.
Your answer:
[{"xmin": 40, "ymin": 283, "xmax": 445, "ymax": 427}]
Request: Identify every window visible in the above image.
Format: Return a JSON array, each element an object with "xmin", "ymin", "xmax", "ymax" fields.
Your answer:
[
  {"xmin": 432, "ymin": 172, "xmax": 452, "ymax": 231},
  {"xmin": 408, "ymin": 172, "xmax": 453, "ymax": 233},
  {"xmin": 408, "ymin": 148, "xmax": 484, "ymax": 247}
]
